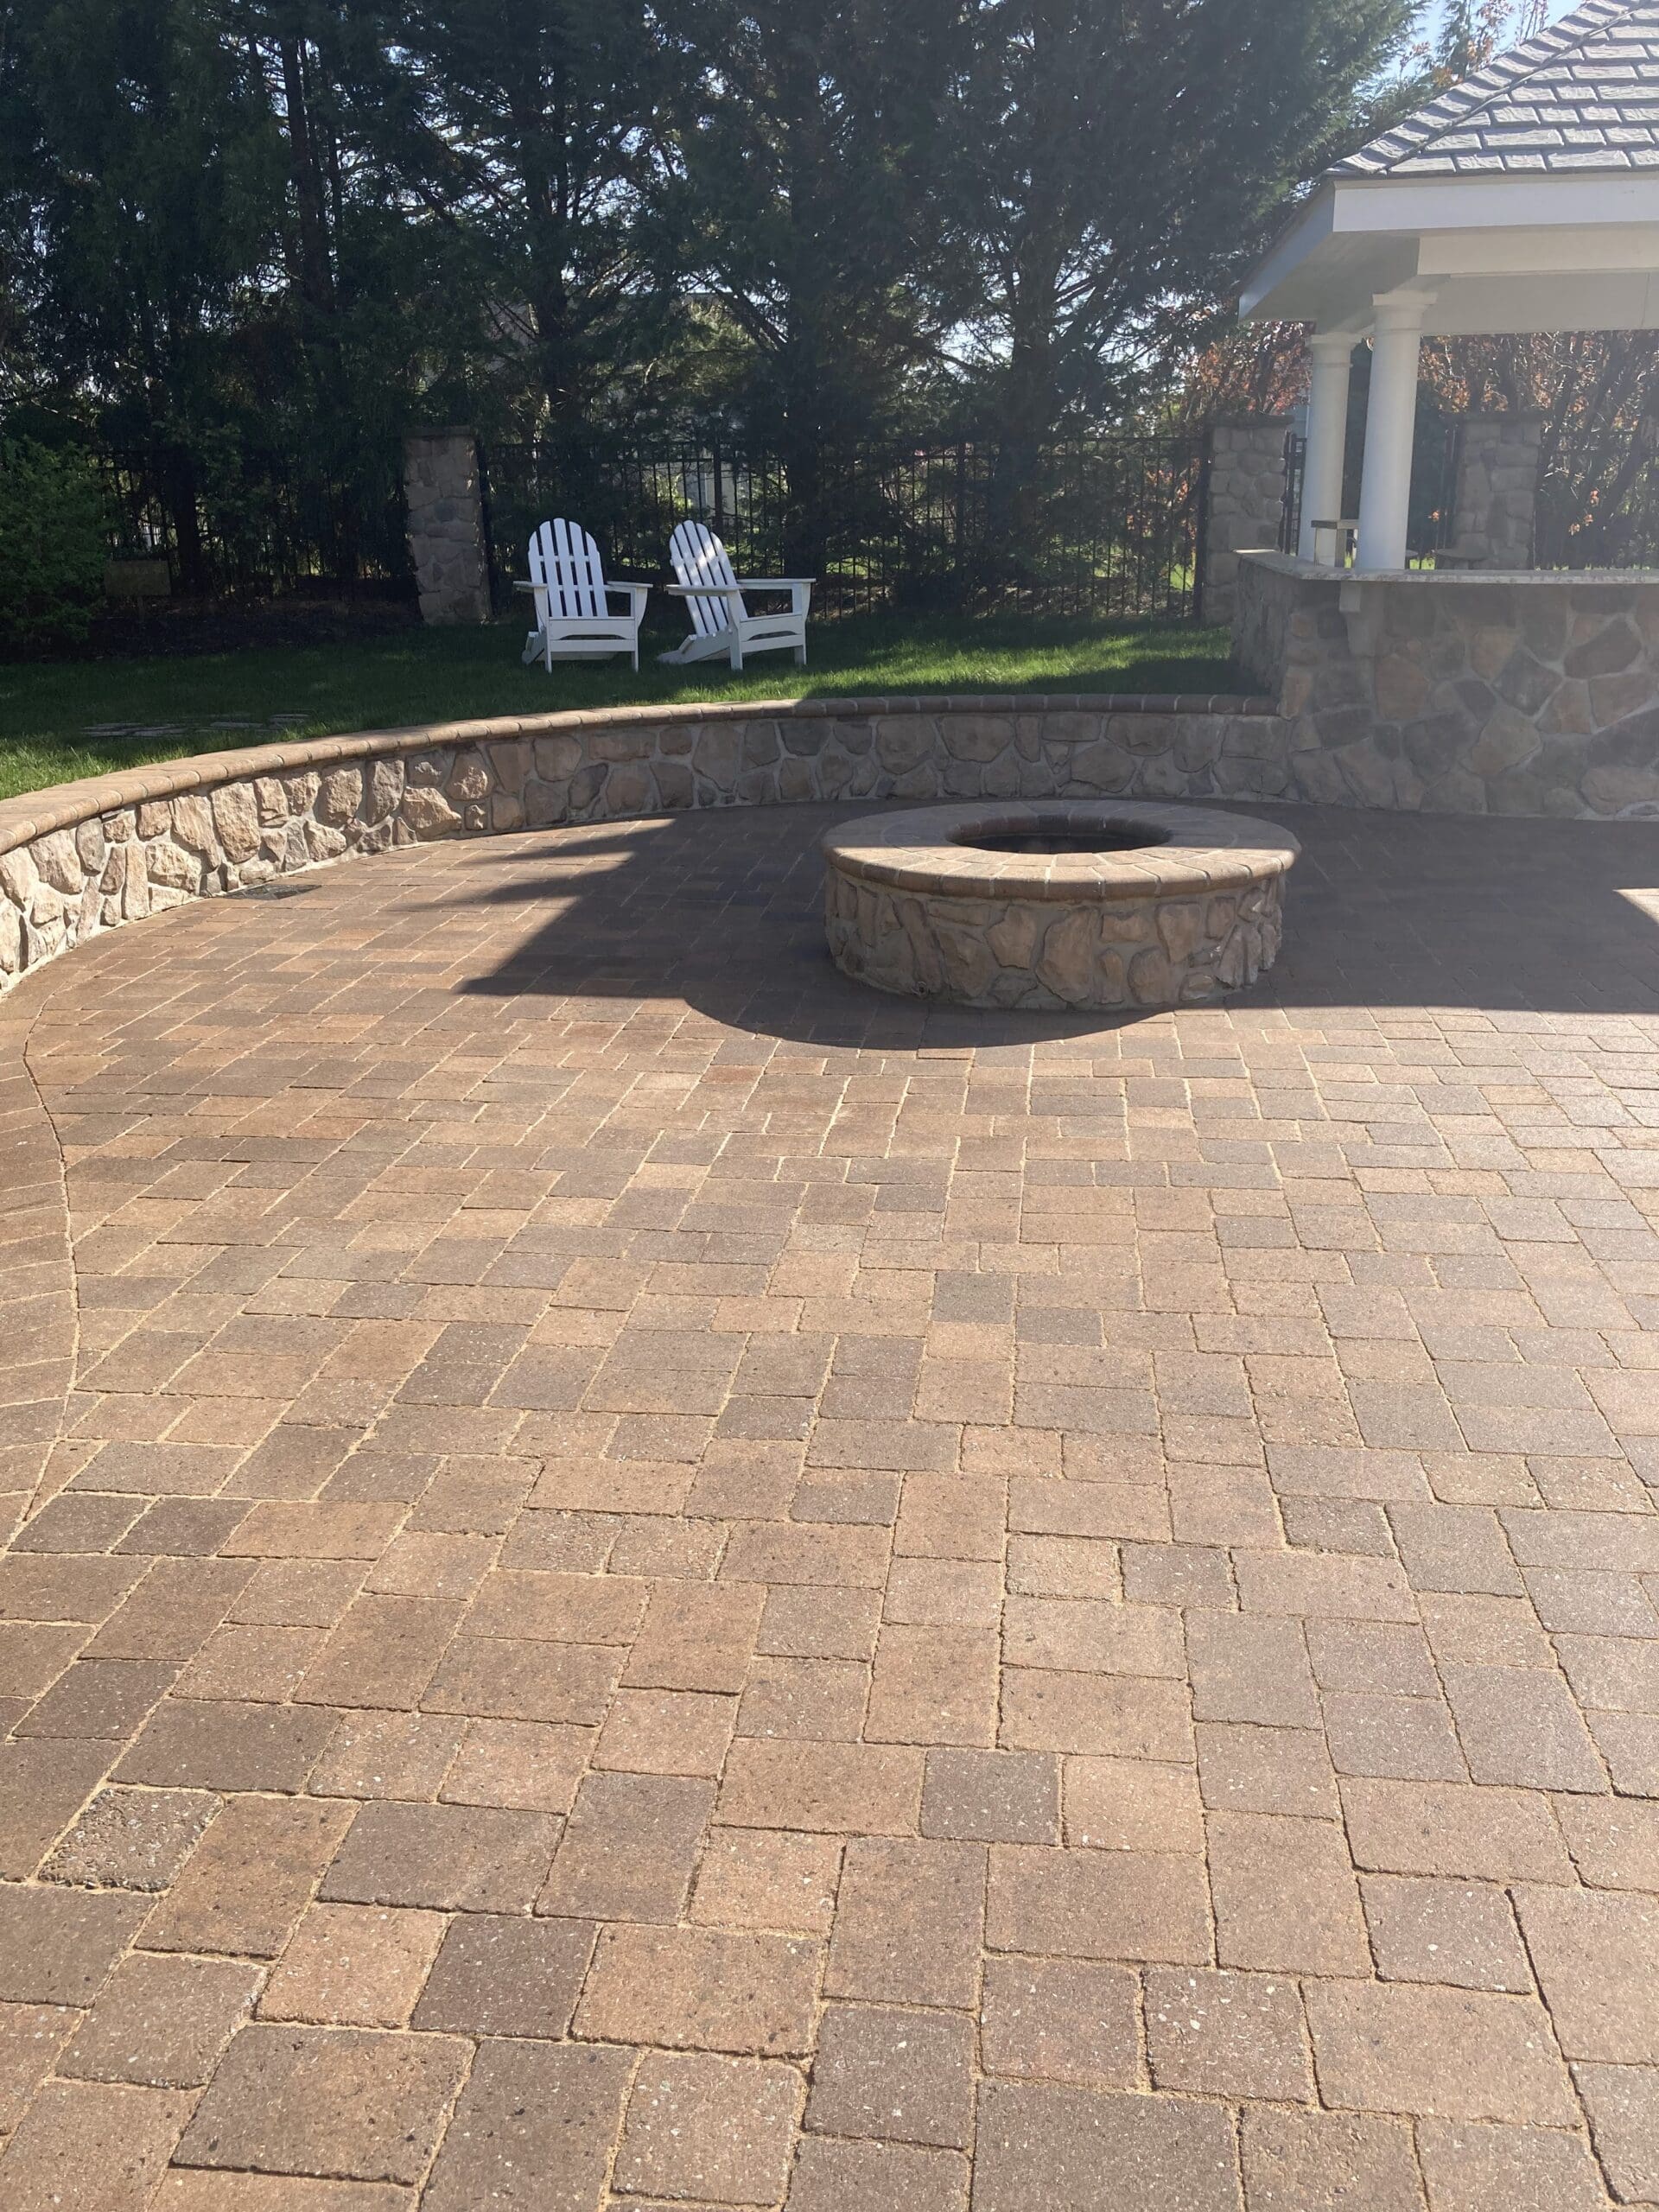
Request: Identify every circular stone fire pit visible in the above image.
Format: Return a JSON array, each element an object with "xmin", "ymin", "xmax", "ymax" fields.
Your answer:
[{"xmin": 823, "ymin": 799, "xmax": 1299, "ymax": 1010}]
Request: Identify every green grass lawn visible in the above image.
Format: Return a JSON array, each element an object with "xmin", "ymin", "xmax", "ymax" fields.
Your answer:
[{"xmin": 0, "ymin": 613, "xmax": 1236, "ymax": 804}]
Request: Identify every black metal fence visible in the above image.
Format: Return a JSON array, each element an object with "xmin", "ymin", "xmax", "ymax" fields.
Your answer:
[
  {"xmin": 98, "ymin": 444, "xmax": 409, "ymax": 599},
  {"xmin": 482, "ymin": 435, "xmax": 1210, "ymax": 622},
  {"xmin": 1279, "ymin": 435, "xmax": 1306, "ymax": 555}
]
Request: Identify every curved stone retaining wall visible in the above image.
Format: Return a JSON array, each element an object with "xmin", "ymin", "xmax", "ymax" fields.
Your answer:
[{"xmin": 0, "ymin": 693, "xmax": 1277, "ymax": 992}]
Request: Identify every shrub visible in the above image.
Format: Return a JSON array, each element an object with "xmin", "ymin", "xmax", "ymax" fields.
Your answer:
[{"xmin": 0, "ymin": 441, "xmax": 111, "ymax": 658}]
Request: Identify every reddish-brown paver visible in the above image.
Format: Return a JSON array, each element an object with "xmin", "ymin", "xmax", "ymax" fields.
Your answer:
[{"xmin": 0, "ymin": 798, "xmax": 1656, "ymax": 2204}]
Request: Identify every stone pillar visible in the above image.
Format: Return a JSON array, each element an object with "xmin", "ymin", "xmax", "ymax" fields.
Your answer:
[
  {"xmin": 1451, "ymin": 414, "xmax": 1544, "ymax": 569},
  {"xmin": 1202, "ymin": 418, "xmax": 1294, "ymax": 626},
  {"xmin": 404, "ymin": 429, "xmax": 491, "ymax": 624}
]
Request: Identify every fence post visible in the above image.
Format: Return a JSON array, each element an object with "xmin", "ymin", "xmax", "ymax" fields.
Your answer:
[
  {"xmin": 1193, "ymin": 434, "xmax": 1212, "ymax": 628},
  {"xmin": 1199, "ymin": 416, "xmax": 1294, "ymax": 628},
  {"xmin": 1450, "ymin": 414, "xmax": 1545, "ymax": 569},
  {"xmin": 403, "ymin": 429, "xmax": 491, "ymax": 624}
]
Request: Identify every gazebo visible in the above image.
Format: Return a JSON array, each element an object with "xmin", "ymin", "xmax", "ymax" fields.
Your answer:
[
  {"xmin": 1221, "ymin": 0, "xmax": 1659, "ymax": 820},
  {"xmin": 1243, "ymin": 0, "xmax": 1659, "ymax": 570}
]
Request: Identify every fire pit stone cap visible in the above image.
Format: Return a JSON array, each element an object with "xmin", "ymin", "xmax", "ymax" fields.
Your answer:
[{"xmin": 821, "ymin": 799, "xmax": 1300, "ymax": 902}]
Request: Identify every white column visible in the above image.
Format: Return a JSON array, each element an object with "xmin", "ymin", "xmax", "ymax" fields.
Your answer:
[
  {"xmin": 1299, "ymin": 334, "xmax": 1355, "ymax": 563},
  {"xmin": 1356, "ymin": 292, "xmax": 1432, "ymax": 572}
]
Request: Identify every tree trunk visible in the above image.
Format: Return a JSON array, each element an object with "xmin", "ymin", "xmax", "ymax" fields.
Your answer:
[
  {"xmin": 531, "ymin": 268, "xmax": 580, "ymax": 447},
  {"xmin": 507, "ymin": 43, "xmax": 583, "ymax": 457},
  {"xmin": 280, "ymin": 36, "xmax": 335, "ymax": 322},
  {"xmin": 781, "ymin": 427, "xmax": 824, "ymax": 582},
  {"xmin": 983, "ymin": 3, "xmax": 1072, "ymax": 597},
  {"xmin": 984, "ymin": 252, "xmax": 1065, "ymax": 599},
  {"xmin": 778, "ymin": 300, "xmax": 830, "ymax": 580},
  {"xmin": 161, "ymin": 442, "xmax": 207, "ymax": 596},
  {"xmin": 776, "ymin": 48, "xmax": 834, "ymax": 581},
  {"xmin": 279, "ymin": 34, "xmax": 360, "ymax": 579}
]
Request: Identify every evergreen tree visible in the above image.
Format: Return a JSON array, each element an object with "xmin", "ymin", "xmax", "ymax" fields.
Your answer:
[
  {"xmin": 353, "ymin": 0, "xmax": 685, "ymax": 444},
  {"xmin": 0, "ymin": 0, "xmax": 464, "ymax": 584},
  {"xmin": 942, "ymin": 0, "xmax": 1419, "ymax": 519},
  {"xmin": 0, "ymin": 0, "xmax": 285, "ymax": 585},
  {"xmin": 661, "ymin": 0, "xmax": 963, "ymax": 566}
]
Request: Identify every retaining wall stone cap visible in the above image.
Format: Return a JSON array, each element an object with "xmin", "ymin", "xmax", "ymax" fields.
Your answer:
[
  {"xmin": 822, "ymin": 798, "xmax": 1300, "ymax": 902},
  {"xmin": 1243, "ymin": 550, "xmax": 1659, "ymax": 588},
  {"xmin": 0, "ymin": 694, "xmax": 1274, "ymax": 861}
]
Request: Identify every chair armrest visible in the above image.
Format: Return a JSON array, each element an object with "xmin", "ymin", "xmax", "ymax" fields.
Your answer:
[
  {"xmin": 735, "ymin": 577, "xmax": 813, "ymax": 618},
  {"xmin": 606, "ymin": 582, "xmax": 650, "ymax": 615},
  {"xmin": 665, "ymin": 583, "xmax": 748, "ymax": 603}
]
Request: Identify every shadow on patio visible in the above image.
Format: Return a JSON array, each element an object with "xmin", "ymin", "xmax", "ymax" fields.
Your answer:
[{"xmin": 424, "ymin": 801, "xmax": 1659, "ymax": 1037}]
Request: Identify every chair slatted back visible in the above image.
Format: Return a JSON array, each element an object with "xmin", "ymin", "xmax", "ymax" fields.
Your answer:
[
  {"xmin": 668, "ymin": 520, "xmax": 741, "ymax": 639},
  {"xmin": 530, "ymin": 518, "xmax": 607, "ymax": 621}
]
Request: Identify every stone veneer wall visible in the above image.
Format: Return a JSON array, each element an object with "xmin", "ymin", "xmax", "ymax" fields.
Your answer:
[
  {"xmin": 1451, "ymin": 416, "xmax": 1545, "ymax": 571},
  {"xmin": 1235, "ymin": 551, "xmax": 1659, "ymax": 817},
  {"xmin": 403, "ymin": 429, "xmax": 491, "ymax": 624},
  {"xmin": 1201, "ymin": 420, "xmax": 1294, "ymax": 627},
  {"xmin": 822, "ymin": 800, "xmax": 1294, "ymax": 1012},
  {"xmin": 0, "ymin": 694, "xmax": 1278, "ymax": 994},
  {"xmin": 825, "ymin": 868, "xmax": 1287, "ymax": 1012}
]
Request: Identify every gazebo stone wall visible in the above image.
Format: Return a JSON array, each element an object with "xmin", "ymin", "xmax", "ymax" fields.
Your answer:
[
  {"xmin": 1236, "ymin": 549, "xmax": 1659, "ymax": 816},
  {"xmin": 1452, "ymin": 415, "xmax": 1547, "ymax": 570}
]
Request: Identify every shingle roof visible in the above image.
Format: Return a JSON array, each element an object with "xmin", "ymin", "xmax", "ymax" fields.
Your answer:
[{"xmin": 1334, "ymin": 0, "xmax": 1659, "ymax": 177}]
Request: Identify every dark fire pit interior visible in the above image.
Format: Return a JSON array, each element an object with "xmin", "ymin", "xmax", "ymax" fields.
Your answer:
[{"xmin": 951, "ymin": 815, "xmax": 1174, "ymax": 857}]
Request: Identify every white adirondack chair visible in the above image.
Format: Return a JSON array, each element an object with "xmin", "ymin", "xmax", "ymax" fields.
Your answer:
[
  {"xmin": 660, "ymin": 520, "xmax": 812, "ymax": 671},
  {"xmin": 518, "ymin": 519, "xmax": 649, "ymax": 671}
]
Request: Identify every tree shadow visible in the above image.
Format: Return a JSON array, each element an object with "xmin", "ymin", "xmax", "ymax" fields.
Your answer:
[{"xmin": 432, "ymin": 799, "xmax": 1659, "ymax": 1039}]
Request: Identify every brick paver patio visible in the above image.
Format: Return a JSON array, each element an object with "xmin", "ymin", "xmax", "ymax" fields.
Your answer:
[{"xmin": 2, "ymin": 798, "xmax": 1657, "ymax": 2209}]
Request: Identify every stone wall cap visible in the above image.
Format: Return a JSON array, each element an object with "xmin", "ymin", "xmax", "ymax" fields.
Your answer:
[
  {"xmin": 1335, "ymin": 567, "xmax": 1659, "ymax": 588},
  {"xmin": 822, "ymin": 798, "xmax": 1300, "ymax": 903},
  {"xmin": 1241, "ymin": 548, "xmax": 1659, "ymax": 588},
  {"xmin": 0, "ymin": 691, "xmax": 1277, "ymax": 862}
]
